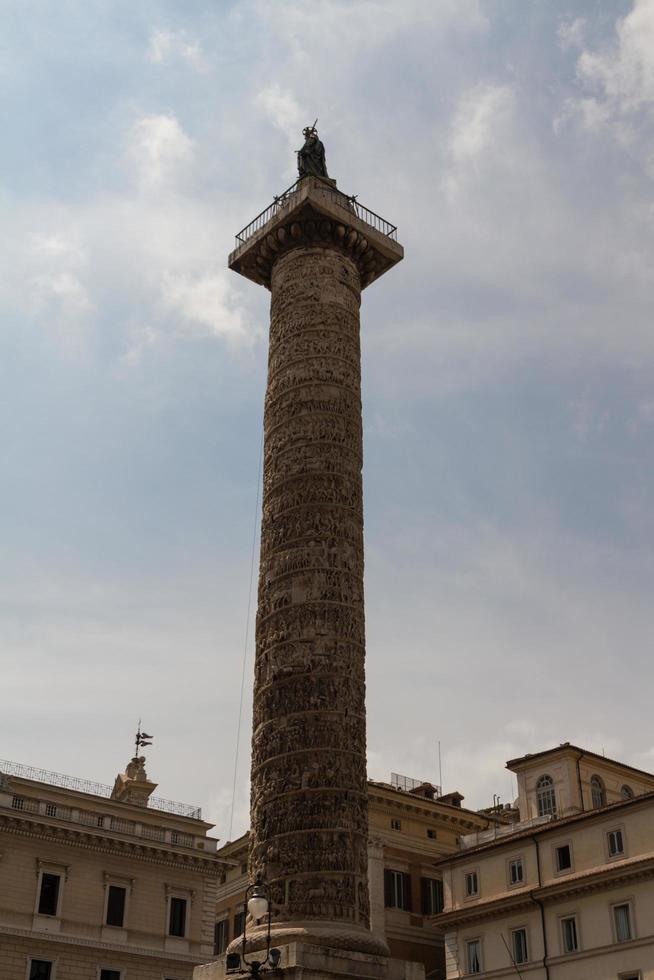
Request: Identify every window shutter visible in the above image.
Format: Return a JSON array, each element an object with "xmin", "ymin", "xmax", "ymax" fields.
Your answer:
[
  {"xmin": 420, "ymin": 877, "xmax": 430, "ymax": 915},
  {"xmin": 384, "ymin": 869, "xmax": 393, "ymax": 908},
  {"xmin": 402, "ymin": 872, "xmax": 412, "ymax": 912}
]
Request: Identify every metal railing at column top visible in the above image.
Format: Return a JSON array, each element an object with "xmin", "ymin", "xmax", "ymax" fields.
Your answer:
[{"xmin": 234, "ymin": 176, "xmax": 398, "ymax": 249}]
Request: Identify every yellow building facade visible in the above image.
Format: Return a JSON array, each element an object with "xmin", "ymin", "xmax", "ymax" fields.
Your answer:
[
  {"xmin": 214, "ymin": 779, "xmax": 491, "ymax": 979},
  {"xmin": 0, "ymin": 757, "xmax": 230, "ymax": 980},
  {"xmin": 433, "ymin": 744, "xmax": 654, "ymax": 979}
]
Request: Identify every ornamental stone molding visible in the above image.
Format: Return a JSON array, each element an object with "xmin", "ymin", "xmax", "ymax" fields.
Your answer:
[
  {"xmin": 0, "ymin": 813, "xmax": 225, "ymax": 874},
  {"xmin": 227, "ymin": 177, "xmax": 403, "ymax": 956}
]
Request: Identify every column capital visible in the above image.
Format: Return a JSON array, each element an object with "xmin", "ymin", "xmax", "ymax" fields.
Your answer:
[{"xmin": 228, "ymin": 176, "xmax": 403, "ymax": 291}]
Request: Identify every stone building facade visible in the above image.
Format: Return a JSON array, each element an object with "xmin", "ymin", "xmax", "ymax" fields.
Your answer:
[
  {"xmin": 432, "ymin": 744, "xmax": 654, "ymax": 979},
  {"xmin": 0, "ymin": 757, "xmax": 230, "ymax": 980}
]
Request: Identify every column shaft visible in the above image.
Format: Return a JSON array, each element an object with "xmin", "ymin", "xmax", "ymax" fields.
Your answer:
[{"xmin": 250, "ymin": 245, "xmax": 370, "ymax": 935}]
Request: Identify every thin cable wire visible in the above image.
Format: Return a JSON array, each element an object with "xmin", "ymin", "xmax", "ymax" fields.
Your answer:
[{"xmin": 229, "ymin": 423, "xmax": 264, "ymax": 842}]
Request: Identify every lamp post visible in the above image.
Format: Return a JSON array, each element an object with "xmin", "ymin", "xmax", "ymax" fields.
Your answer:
[{"xmin": 226, "ymin": 875, "xmax": 281, "ymax": 977}]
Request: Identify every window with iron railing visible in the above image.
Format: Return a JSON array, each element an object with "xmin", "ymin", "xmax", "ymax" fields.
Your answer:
[
  {"xmin": 110, "ymin": 816, "xmax": 136, "ymax": 834},
  {"xmin": 171, "ymin": 830, "xmax": 193, "ymax": 847}
]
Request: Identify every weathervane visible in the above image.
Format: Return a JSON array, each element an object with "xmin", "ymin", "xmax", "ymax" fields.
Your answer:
[{"xmin": 134, "ymin": 720, "xmax": 154, "ymax": 757}]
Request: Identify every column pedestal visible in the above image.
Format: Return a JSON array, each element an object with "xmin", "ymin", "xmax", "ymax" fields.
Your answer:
[{"xmin": 194, "ymin": 943, "xmax": 424, "ymax": 980}]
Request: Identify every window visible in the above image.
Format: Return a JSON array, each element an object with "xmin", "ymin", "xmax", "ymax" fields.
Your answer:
[
  {"xmin": 171, "ymin": 831, "xmax": 193, "ymax": 848},
  {"xmin": 511, "ymin": 928, "xmax": 528, "ymax": 964},
  {"xmin": 384, "ymin": 869, "xmax": 411, "ymax": 911},
  {"xmin": 233, "ymin": 909, "xmax": 245, "ymax": 936},
  {"xmin": 621, "ymin": 785, "xmax": 634, "ymax": 800},
  {"xmin": 390, "ymin": 818, "xmax": 402, "ymax": 831},
  {"xmin": 45, "ymin": 803, "xmax": 57, "ymax": 817},
  {"xmin": 614, "ymin": 903, "xmax": 633, "ymax": 942},
  {"xmin": 591, "ymin": 775, "xmax": 606, "ymax": 808},
  {"xmin": 427, "ymin": 828, "xmax": 437, "ymax": 839},
  {"xmin": 38, "ymin": 873, "xmax": 61, "ymax": 916},
  {"xmin": 168, "ymin": 897, "xmax": 187, "ymax": 937},
  {"xmin": 106, "ymin": 885, "xmax": 127, "ymax": 927},
  {"xmin": 509, "ymin": 858, "xmax": 524, "ymax": 885},
  {"xmin": 12, "ymin": 795, "xmax": 25, "ymax": 810},
  {"xmin": 29, "ymin": 962, "xmax": 52, "ymax": 980},
  {"xmin": 464, "ymin": 871, "xmax": 479, "ymax": 897},
  {"xmin": 420, "ymin": 877, "xmax": 443, "ymax": 915},
  {"xmin": 555, "ymin": 844, "xmax": 572, "ymax": 872},
  {"xmin": 466, "ymin": 939, "xmax": 481, "ymax": 974},
  {"xmin": 214, "ymin": 918, "xmax": 229, "ymax": 955},
  {"xmin": 607, "ymin": 829, "xmax": 624, "ymax": 857},
  {"xmin": 561, "ymin": 915, "xmax": 578, "ymax": 953},
  {"xmin": 110, "ymin": 816, "xmax": 135, "ymax": 834},
  {"xmin": 99, "ymin": 971, "xmax": 121, "ymax": 980},
  {"xmin": 536, "ymin": 775, "xmax": 557, "ymax": 816}
]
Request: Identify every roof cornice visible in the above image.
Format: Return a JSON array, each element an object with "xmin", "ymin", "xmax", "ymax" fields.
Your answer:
[
  {"xmin": 433, "ymin": 855, "xmax": 654, "ymax": 927},
  {"xmin": 434, "ymin": 791, "xmax": 654, "ymax": 865},
  {"xmin": 0, "ymin": 813, "xmax": 230, "ymax": 873}
]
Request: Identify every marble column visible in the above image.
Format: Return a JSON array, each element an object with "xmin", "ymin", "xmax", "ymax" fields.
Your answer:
[{"xmin": 227, "ymin": 177, "xmax": 403, "ymax": 956}]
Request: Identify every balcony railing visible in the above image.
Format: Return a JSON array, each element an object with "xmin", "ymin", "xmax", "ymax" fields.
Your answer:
[
  {"xmin": 0, "ymin": 758, "xmax": 201, "ymax": 820},
  {"xmin": 4, "ymin": 792, "xmax": 202, "ymax": 850},
  {"xmin": 234, "ymin": 177, "xmax": 398, "ymax": 250}
]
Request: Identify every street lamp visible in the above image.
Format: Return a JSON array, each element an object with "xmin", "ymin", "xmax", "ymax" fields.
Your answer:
[{"xmin": 225, "ymin": 874, "xmax": 281, "ymax": 976}]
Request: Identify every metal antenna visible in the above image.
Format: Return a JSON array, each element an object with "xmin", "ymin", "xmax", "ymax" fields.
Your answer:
[{"xmin": 438, "ymin": 740, "xmax": 443, "ymax": 793}]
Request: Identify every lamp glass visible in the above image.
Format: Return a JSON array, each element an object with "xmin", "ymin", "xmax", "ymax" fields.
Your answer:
[{"xmin": 247, "ymin": 895, "xmax": 269, "ymax": 920}]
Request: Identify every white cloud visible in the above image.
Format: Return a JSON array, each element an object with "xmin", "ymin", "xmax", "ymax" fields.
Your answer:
[
  {"xmin": 557, "ymin": 16, "xmax": 586, "ymax": 51},
  {"xmin": 560, "ymin": 1, "xmax": 654, "ymax": 172},
  {"xmin": 577, "ymin": 0, "xmax": 654, "ymax": 112},
  {"xmin": 27, "ymin": 271, "xmax": 95, "ymax": 354},
  {"xmin": 147, "ymin": 29, "xmax": 208, "ymax": 72},
  {"xmin": 30, "ymin": 232, "xmax": 83, "ymax": 260},
  {"xmin": 121, "ymin": 324, "xmax": 159, "ymax": 368},
  {"xmin": 128, "ymin": 114, "xmax": 195, "ymax": 189},
  {"xmin": 161, "ymin": 271, "xmax": 254, "ymax": 345},
  {"xmin": 255, "ymin": 84, "xmax": 304, "ymax": 144},
  {"xmin": 256, "ymin": 0, "xmax": 487, "ymax": 55},
  {"xmin": 449, "ymin": 83, "xmax": 514, "ymax": 163},
  {"xmin": 32, "ymin": 271, "xmax": 93, "ymax": 317},
  {"xmin": 442, "ymin": 82, "xmax": 515, "ymax": 199}
]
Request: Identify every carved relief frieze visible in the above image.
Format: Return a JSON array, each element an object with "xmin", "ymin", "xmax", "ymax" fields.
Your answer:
[
  {"xmin": 255, "ymin": 603, "xmax": 365, "ymax": 648},
  {"xmin": 251, "ymin": 244, "xmax": 371, "ymax": 927},
  {"xmin": 263, "ymin": 412, "xmax": 361, "ymax": 458},
  {"xmin": 252, "ymin": 674, "xmax": 365, "ymax": 730},
  {"xmin": 252, "ymin": 786, "xmax": 367, "ymax": 836},
  {"xmin": 261, "ymin": 510, "xmax": 362, "ymax": 552},
  {"xmin": 260, "ymin": 539, "xmax": 360, "ymax": 578},
  {"xmin": 265, "ymin": 443, "xmax": 362, "ymax": 483},
  {"xmin": 268, "ymin": 334, "xmax": 361, "ymax": 377}
]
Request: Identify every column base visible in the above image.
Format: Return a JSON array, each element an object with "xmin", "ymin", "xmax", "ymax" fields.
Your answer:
[
  {"xmin": 194, "ymin": 941, "xmax": 425, "ymax": 980},
  {"xmin": 228, "ymin": 922, "xmax": 390, "ymax": 958}
]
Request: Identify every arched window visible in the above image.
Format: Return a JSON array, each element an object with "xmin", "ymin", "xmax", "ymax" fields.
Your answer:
[
  {"xmin": 536, "ymin": 775, "xmax": 557, "ymax": 816},
  {"xmin": 590, "ymin": 775, "xmax": 606, "ymax": 808},
  {"xmin": 621, "ymin": 785, "xmax": 634, "ymax": 800}
]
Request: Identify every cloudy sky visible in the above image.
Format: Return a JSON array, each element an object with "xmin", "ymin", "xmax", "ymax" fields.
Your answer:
[{"xmin": 2, "ymin": 0, "xmax": 654, "ymax": 838}]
